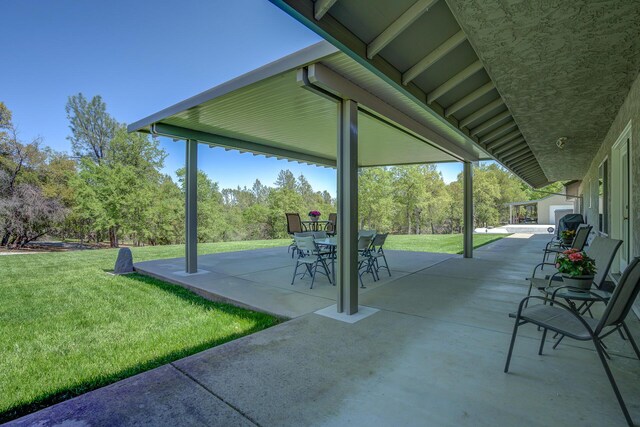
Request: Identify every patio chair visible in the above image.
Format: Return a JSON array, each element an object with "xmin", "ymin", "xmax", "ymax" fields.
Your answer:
[
  {"xmin": 540, "ymin": 223, "xmax": 591, "ymax": 270},
  {"xmin": 291, "ymin": 235, "xmax": 333, "ymax": 289},
  {"xmin": 505, "ymin": 257, "xmax": 640, "ymax": 427},
  {"xmin": 357, "ymin": 234, "xmax": 377, "ymax": 287},
  {"xmin": 286, "ymin": 213, "xmax": 305, "ymax": 258},
  {"xmin": 370, "ymin": 232, "xmax": 391, "ymax": 277},
  {"xmin": 527, "ymin": 236, "xmax": 623, "ymax": 304},
  {"xmin": 544, "ymin": 213, "xmax": 584, "ymax": 250},
  {"xmin": 325, "ymin": 213, "xmax": 337, "ymax": 236},
  {"xmin": 359, "ymin": 229, "xmax": 376, "ymax": 238},
  {"xmin": 312, "ymin": 231, "xmax": 328, "ymax": 239}
]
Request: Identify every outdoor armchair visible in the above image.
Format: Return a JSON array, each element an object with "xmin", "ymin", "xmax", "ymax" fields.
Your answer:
[
  {"xmin": 357, "ymin": 234, "xmax": 377, "ymax": 287},
  {"xmin": 291, "ymin": 235, "xmax": 333, "ymax": 289},
  {"xmin": 539, "ymin": 223, "xmax": 592, "ymax": 270},
  {"xmin": 526, "ymin": 236, "xmax": 622, "ymax": 304},
  {"xmin": 286, "ymin": 213, "xmax": 305, "ymax": 258},
  {"xmin": 505, "ymin": 257, "xmax": 640, "ymax": 427},
  {"xmin": 370, "ymin": 232, "xmax": 391, "ymax": 277},
  {"xmin": 325, "ymin": 213, "xmax": 337, "ymax": 236}
]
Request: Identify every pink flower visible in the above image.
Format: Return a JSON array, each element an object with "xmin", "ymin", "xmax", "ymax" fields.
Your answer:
[
  {"xmin": 563, "ymin": 249, "xmax": 578, "ymax": 255},
  {"xmin": 568, "ymin": 252, "xmax": 583, "ymax": 262}
]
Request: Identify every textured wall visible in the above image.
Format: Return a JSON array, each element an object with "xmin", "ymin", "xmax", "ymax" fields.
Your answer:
[
  {"xmin": 446, "ymin": 0, "xmax": 640, "ymax": 181},
  {"xmin": 579, "ymin": 71, "xmax": 640, "ymax": 269}
]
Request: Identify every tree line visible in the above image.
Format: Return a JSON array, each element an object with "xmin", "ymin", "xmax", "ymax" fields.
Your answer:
[{"xmin": 0, "ymin": 95, "xmax": 560, "ymax": 248}]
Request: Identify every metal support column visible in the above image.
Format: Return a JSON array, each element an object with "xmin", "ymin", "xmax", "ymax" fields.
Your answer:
[
  {"xmin": 185, "ymin": 139, "xmax": 198, "ymax": 273},
  {"xmin": 463, "ymin": 161, "xmax": 473, "ymax": 258},
  {"xmin": 336, "ymin": 99, "xmax": 358, "ymax": 314}
]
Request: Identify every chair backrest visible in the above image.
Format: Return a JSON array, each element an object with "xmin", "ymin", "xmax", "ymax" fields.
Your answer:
[
  {"xmin": 313, "ymin": 231, "xmax": 328, "ymax": 239},
  {"xmin": 571, "ymin": 224, "xmax": 592, "ymax": 250},
  {"xmin": 294, "ymin": 235, "xmax": 317, "ymax": 253},
  {"xmin": 294, "ymin": 232, "xmax": 314, "ymax": 238},
  {"xmin": 371, "ymin": 232, "xmax": 388, "ymax": 248},
  {"xmin": 359, "ymin": 229, "xmax": 376, "ymax": 238},
  {"xmin": 597, "ymin": 257, "xmax": 640, "ymax": 331},
  {"xmin": 286, "ymin": 213, "xmax": 303, "ymax": 234},
  {"xmin": 326, "ymin": 213, "xmax": 337, "ymax": 233},
  {"xmin": 585, "ymin": 236, "xmax": 623, "ymax": 288},
  {"xmin": 358, "ymin": 234, "xmax": 373, "ymax": 251}
]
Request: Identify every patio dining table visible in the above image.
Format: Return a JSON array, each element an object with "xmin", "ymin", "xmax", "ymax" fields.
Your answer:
[{"xmin": 302, "ymin": 220, "xmax": 332, "ymax": 232}]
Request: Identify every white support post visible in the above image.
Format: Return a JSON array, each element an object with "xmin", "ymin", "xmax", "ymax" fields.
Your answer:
[
  {"xmin": 185, "ymin": 139, "xmax": 198, "ymax": 273},
  {"xmin": 463, "ymin": 161, "xmax": 473, "ymax": 258},
  {"xmin": 336, "ymin": 99, "xmax": 358, "ymax": 314}
]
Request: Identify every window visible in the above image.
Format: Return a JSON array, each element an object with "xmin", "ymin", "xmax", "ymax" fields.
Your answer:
[{"xmin": 598, "ymin": 159, "xmax": 608, "ymax": 234}]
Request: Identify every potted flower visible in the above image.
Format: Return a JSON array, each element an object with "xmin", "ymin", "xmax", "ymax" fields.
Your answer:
[
  {"xmin": 560, "ymin": 229, "xmax": 576, "ymax": 245},
  {"xmin": 556, "ymin": 249, "xmax": 597, "ymax": 290},
  {"xmin": 308, "ymin": 210, "xmax": 321, "ymax": 222}
]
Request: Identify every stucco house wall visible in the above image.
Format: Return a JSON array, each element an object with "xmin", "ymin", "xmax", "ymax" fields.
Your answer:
[{"xmin": 578, "ymin": 70, "xmax": 640, "ymax": 259}]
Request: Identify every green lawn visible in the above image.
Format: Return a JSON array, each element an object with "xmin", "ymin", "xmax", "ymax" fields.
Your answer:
[
  {"xmin": 0, "ymin": 239, "xmax": 287, "ymax": 422},
  {"xmin": 385, "ymin": 233, "xmax": 508, "ymax": 254},
  {"xmin": 0, "ymin": 234, "xmax": 506, "ymax": 422}
]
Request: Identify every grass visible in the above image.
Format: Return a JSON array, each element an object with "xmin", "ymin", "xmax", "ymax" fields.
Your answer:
[
  {"xmin": 0, "ymin": 234, "xmax": 507, "ymax": 422},
  {"xmin": 0, "ymin": 239, "xmax": 287, "ymax": 422},
  {"xmin": 385, "ymin": 233, "xmax": 509, "ymax": 254}
]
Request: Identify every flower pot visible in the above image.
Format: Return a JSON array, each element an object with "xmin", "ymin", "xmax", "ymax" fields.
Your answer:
[
  {"xmin": 309, "ymin": 216, "xmax": 319, "ymax": 222},
  {"xmin": 561, "ymin": 274, "xmax": 594, "ymax": 290},
  {"xmin": 562, "ymin": 238, "xmax": 573, "ymax": 245}
]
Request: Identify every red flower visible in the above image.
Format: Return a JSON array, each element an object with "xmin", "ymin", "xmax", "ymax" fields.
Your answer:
[{"xmin": 562, "ymin": 248, "xmax": 578, "ymax": 255}]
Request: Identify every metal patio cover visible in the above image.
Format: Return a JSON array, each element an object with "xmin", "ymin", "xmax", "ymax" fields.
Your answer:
[{"xmin": 128, "ymin": 42, "xmax": 489, "ymax": 167}]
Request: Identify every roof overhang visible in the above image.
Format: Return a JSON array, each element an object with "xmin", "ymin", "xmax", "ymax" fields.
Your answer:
[
  {"xmin": 129, "ymin": 42, "xmax": 491, "ymax": 168},
  {"xmin": 270, "ymin": 0, "xmax": 640, "ymax": 186},
  {"xmin": 269, "ymin": 0, "xmax": 548, "ymax": 186}
]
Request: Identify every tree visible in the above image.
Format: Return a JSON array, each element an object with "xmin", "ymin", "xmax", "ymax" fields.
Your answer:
[
  {"xmin": 0, "ymin": 103, "xmax": 66, "ymax": 247},
  {"xmin": 274, "ymin": 169, "xmax": 296, "ymax": 191},
  {"xmin": 66, "ymin": 94, "xmax": 117, "ymax": 163}
]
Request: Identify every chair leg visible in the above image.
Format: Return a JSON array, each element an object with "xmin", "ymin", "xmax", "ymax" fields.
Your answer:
[
  {"xmin": 538, "ymin": 328, "xmax": 548, "ymax": 355},
  {"xmin": 593, "ymin": 338, "xmax": 634, "ymax": 427},
  {"xmin": 320, "ymin": 258, "xmax": 332, "ymax": 284},
  {"xmin": 504, "ymin": 318, "xmax": 522, "ymax": 373},
  {"xmin": 291, "ymin": 262, "xmax": 300, "ymax": 285},
  {"xmin": 310, "ymin": 262, "xmax": 317, "ymax": 289},
  {"xmin": 622, "ymin": 322, "xmax": 640, "ymax": 360}
]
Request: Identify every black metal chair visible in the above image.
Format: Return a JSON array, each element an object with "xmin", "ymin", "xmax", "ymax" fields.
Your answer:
[
  {"xmin": 540, "ymin": 223, "xmax": 592, "ymax": 270},
  {"xmin": 505, "ymin": 257, "xmax": 640, "ymax": 427}
]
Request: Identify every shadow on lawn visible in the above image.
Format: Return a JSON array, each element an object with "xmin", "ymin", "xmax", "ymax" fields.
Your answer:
[{"xmin": 1, "ymin": 273, "xmax": 280, "ymax": 424}]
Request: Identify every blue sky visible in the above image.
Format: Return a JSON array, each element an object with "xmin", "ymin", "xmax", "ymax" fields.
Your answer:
[{"xmin": 1, "ymin": 0, "xmax": 462, "ymax": 194}]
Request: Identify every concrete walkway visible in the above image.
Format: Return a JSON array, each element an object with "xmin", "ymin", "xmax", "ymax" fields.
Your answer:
[{"xmin": 8, "ymin": 235, "xmax": 640, "ymax": 426}]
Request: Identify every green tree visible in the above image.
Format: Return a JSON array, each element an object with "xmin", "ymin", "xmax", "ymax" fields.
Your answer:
[{"xmin": 65, "ymin": 94, "xmax": 117, "ymax": 163}]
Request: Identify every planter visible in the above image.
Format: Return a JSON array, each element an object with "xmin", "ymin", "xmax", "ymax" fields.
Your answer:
[
  {"xmin": 309, "ymin": 216, "xmax": 319, "ymax": 222},
  {"xmin": 562, "ymin": 238, "xmax": 573, "ymax": 245},
  {"xmin": 561, "ymin": 274, "xmax": 594, "ymax": 290}
]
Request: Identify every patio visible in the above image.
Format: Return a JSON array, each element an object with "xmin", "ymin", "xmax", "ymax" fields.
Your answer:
[{"xmin": 10, "ymin": 234, "xmax": 640, "ymax": 426}]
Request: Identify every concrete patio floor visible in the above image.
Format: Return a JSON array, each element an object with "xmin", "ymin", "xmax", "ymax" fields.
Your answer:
[{"xmin": 8, "ymin": 234, "xmax": 640, "ymax": 426}]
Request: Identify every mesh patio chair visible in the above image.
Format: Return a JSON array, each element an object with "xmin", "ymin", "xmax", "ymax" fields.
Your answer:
[
  {"xmin": 540, "ymin": 223, "xmax": 592, "ymax": 270},
  {"xmin": 312, "ymin": 231, "xmax": 328, "ymax": 239},
  {"xmin": 286, "ymin": 213, "xmax": 305, "ymax": 258},
  {"xmin": 357, "ymin": 234, "xmax": 377, "ymax": 287},
  {"xmin": 370, "ymin": 232, "xmax": 391, "ymax": 277},
  {"xmin": 505, "ymin": 257, "xmax": 640, "ymax": 427},
  {"xmin": 325, "ymin": 213, "xmax": 337, "ymax": 236},
  {"xmin": 291, "ymin": 235, "xmax": 333, "ymax": 289},
  {"xmin": 527, "ymin": 236, "xmax": 623, "ymax": 307},
  {"xmin": 544, "ymin": 213, "xmax": 584, "ymax": 250}
]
